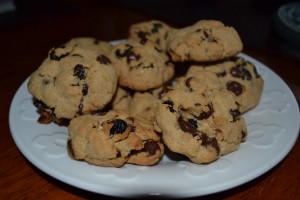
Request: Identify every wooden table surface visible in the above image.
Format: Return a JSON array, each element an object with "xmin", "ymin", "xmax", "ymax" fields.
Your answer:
[{"xmin": 1, "ymin": 3, "xmax": 300, "ymax": 200}]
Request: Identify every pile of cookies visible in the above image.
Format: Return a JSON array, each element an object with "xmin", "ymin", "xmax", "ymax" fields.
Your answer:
[{"xmin": 27, "ymin": 19, "xmax": 264, "ymax": 167}]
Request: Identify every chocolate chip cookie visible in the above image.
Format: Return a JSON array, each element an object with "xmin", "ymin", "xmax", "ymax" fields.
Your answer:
[
  {"xmin": 28, "ymin": 45, "xmax": 118, "ymax": 122},
  {"xmin": 110, "ymin": 39, "xmax": 175, "ymax": 91},
  {"xmin": 155, "ymin": 75, "xmax": 247, "ymax": 164},
  {"xmin": 128, "ymin": 20, "xmax": 171, "ymax": 50},
  {"xmin": 187, "ymin": 56, "xmax": 264, "ymax": 112},
  {"xmin": 67, "ymin": 110, "xmax": 164, "ymax": 167},
  {"xmin": 166, "ymin": 20, "xmax": 243, "ymax": 62}
]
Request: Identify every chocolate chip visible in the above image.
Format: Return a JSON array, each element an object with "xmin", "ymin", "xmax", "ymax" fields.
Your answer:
[
  {"xmin": 73, "ymin": 64, "xmax": 86, "ymax": 80},
  {"xmin": 116, "ymin": 151, "xmax": 121, "ymax": 157},
  {"xmin": 158, "ymin": 85, "xmax": 173, "ymax": 99},
  {"xmin": 151, "ymin": 23, "xmax": 162, "ymax": 33},
  {"xmin": 201, "ymin": 135, "xmax": 220, "ymax": 155},
  {"xmin": 77, "ymin": 101, "xmax": 84, "ymax": 115},
  {"xmin": 143, "ymin": 63, "xmax": 154, "ymax": 69},
  {"xmin": 109, "ymin": 119, "xmax": 128, "ymax": 135},
  {"xmin": 235, "ymin": 101, "xmax": 241, "ymax": 109},
  {"xmin": 178, "ymin": 116, "xmax": 220, "ymax": 154},
  {"xmin": 43, "ymin": 79, "xmax": 49, "ymax": 85},
  {"xmin": 232, "ymin": 60, "xmax": 254, "ymax": 80},
  {"xmin": 137, "ymin": 31, "xmax": 150, "ymax": 44},
  {"xmin": 178, "ymin": 116, "xmax": 198, "ymax": 136},
  {"xmin": 33, "ymin": 98, "xmax": 63, "ymax": 124},
  {"xmin": 241, "ymin": 130, "xmax": 246, "ymax": 139},
  {"xmin": 231, "ymin": 65, "xmax": 252, "ymax": 81},
  {"xmin": 194, "ymin": 103, "xmax": 214, "ymax": 120},
  {"xmin": 97, "ymin": 55, "xmax": 111, "ymax": 65},
  {"xmin": 37, "ymin": 110, "xmax": 53, "ymax": 124},
  {"xmin": 188, "ymin": 118, "xmax": 198, "ymax": 128},
  {"xmin": 185, "ymin": 77, "xmax": 193, "ymax": 92},
  {"xmin": 230, "ymin": 66, "xmax": 244, "ymax": 79},
  {"xmin": 203, "ymin": 30, "xmax": 209, "ymax": 38},
  {"xmin": 76, "ymin": 84, "xmax": 88, "ymax": 115},
  {"xmin": 115, "ymin": 45, "xmax": 141, "ymax": 64},
  {"xmin": 252, "ymin": 64, "xmax": 260, "ymax": 78},
  {"xmin": 127, "ymin": 51, "xmax": 141, "ymax": 63},
  {"xmin": 129, "ymin": 63, "xmax": 142, "ymax": 71},
  {"xmin": 82, "ymin": 84, "xmax": 88, "ymax": 96},
  {"xmin": 130, "ymin": 125, "xmax": 136, "ymax": 132},
  {"xmin": 230, "ymin": 109, "xmax": 241, "ymax": 122},
  {"xmin": 33, "ymin": 98, "xmax": 48, "ymax": 110},
  {"xmin": 37, "ymin": 107, "xmax": 62, "ymax": 124},
  {"xmin": 137, "ymin": 31, "xmax": 149, "ymax": 38},
  {"xmin": 242, "ymin": 68, "xmax": 252, "ymax": 80},
  {"xmin": 53, "ymin": 77, "xmax": 57, "ymax": 85},
  {"xmin": 163, "ymin": 100, "xmax": 175, "ymax": 113},
  {"xmin": 49, "ymin": 49, "xmax": 69, "ymax": 61},
  {"xmin": 226, "ymin": 81, "xmax": 243, "ymax": 96},
  {"xmin": 155, "ymin": 38, "xmax": 161, "ymax": 46},
  {"xmin": 115, "ymin": 44, "xmax": 132, "ymax": 57},
  {"xmin": 143, "ymin": 140, "xmax": 159, "ymax": 156}
]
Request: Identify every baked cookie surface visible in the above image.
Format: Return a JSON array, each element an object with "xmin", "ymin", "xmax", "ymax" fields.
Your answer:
[
  {"xmin": 155, "ymin": 75, "xmax": 247, "ymax": 164},
  {"xmin": 187, "ymin": 56, "xmax": 264, "ymax": 112},
  {"xmin": 128, "ymin": 20, "xmax": 171, "ymax": 50},
  {"xmin": 129, "ymin": 87, "xmax": 163, "ymax": 126},
  {"xmin": 67, "ymin": 110, "xmax": 164, "ymax": 167},
  {"xmin": 64, "ymin": 37, "xmax": 112, "ymax": 55},
  {"xmin": 28, "ymin": 45, "xmax": 118, "ymax": 120},
  {"xmin": 166, "ymin": 20, "xmax": 243, "ymax": 62},
  {"xmin": 110, "ymin": 39, "xmax": 175, "ymax": 91},
  {"xmin": 109, "ymin": 86, "xmax": 132, "ymax": 113}
]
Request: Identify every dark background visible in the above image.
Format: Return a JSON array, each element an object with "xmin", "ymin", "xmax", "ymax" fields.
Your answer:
[{"xmin": 1, "ymin": 0, "xmax": 300, "ymax": 62}]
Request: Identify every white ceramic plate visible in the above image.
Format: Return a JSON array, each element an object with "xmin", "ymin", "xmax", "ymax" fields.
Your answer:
[{"xmin": 9, "ymin": 53, "xmax": 300, "ymax": 198}]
